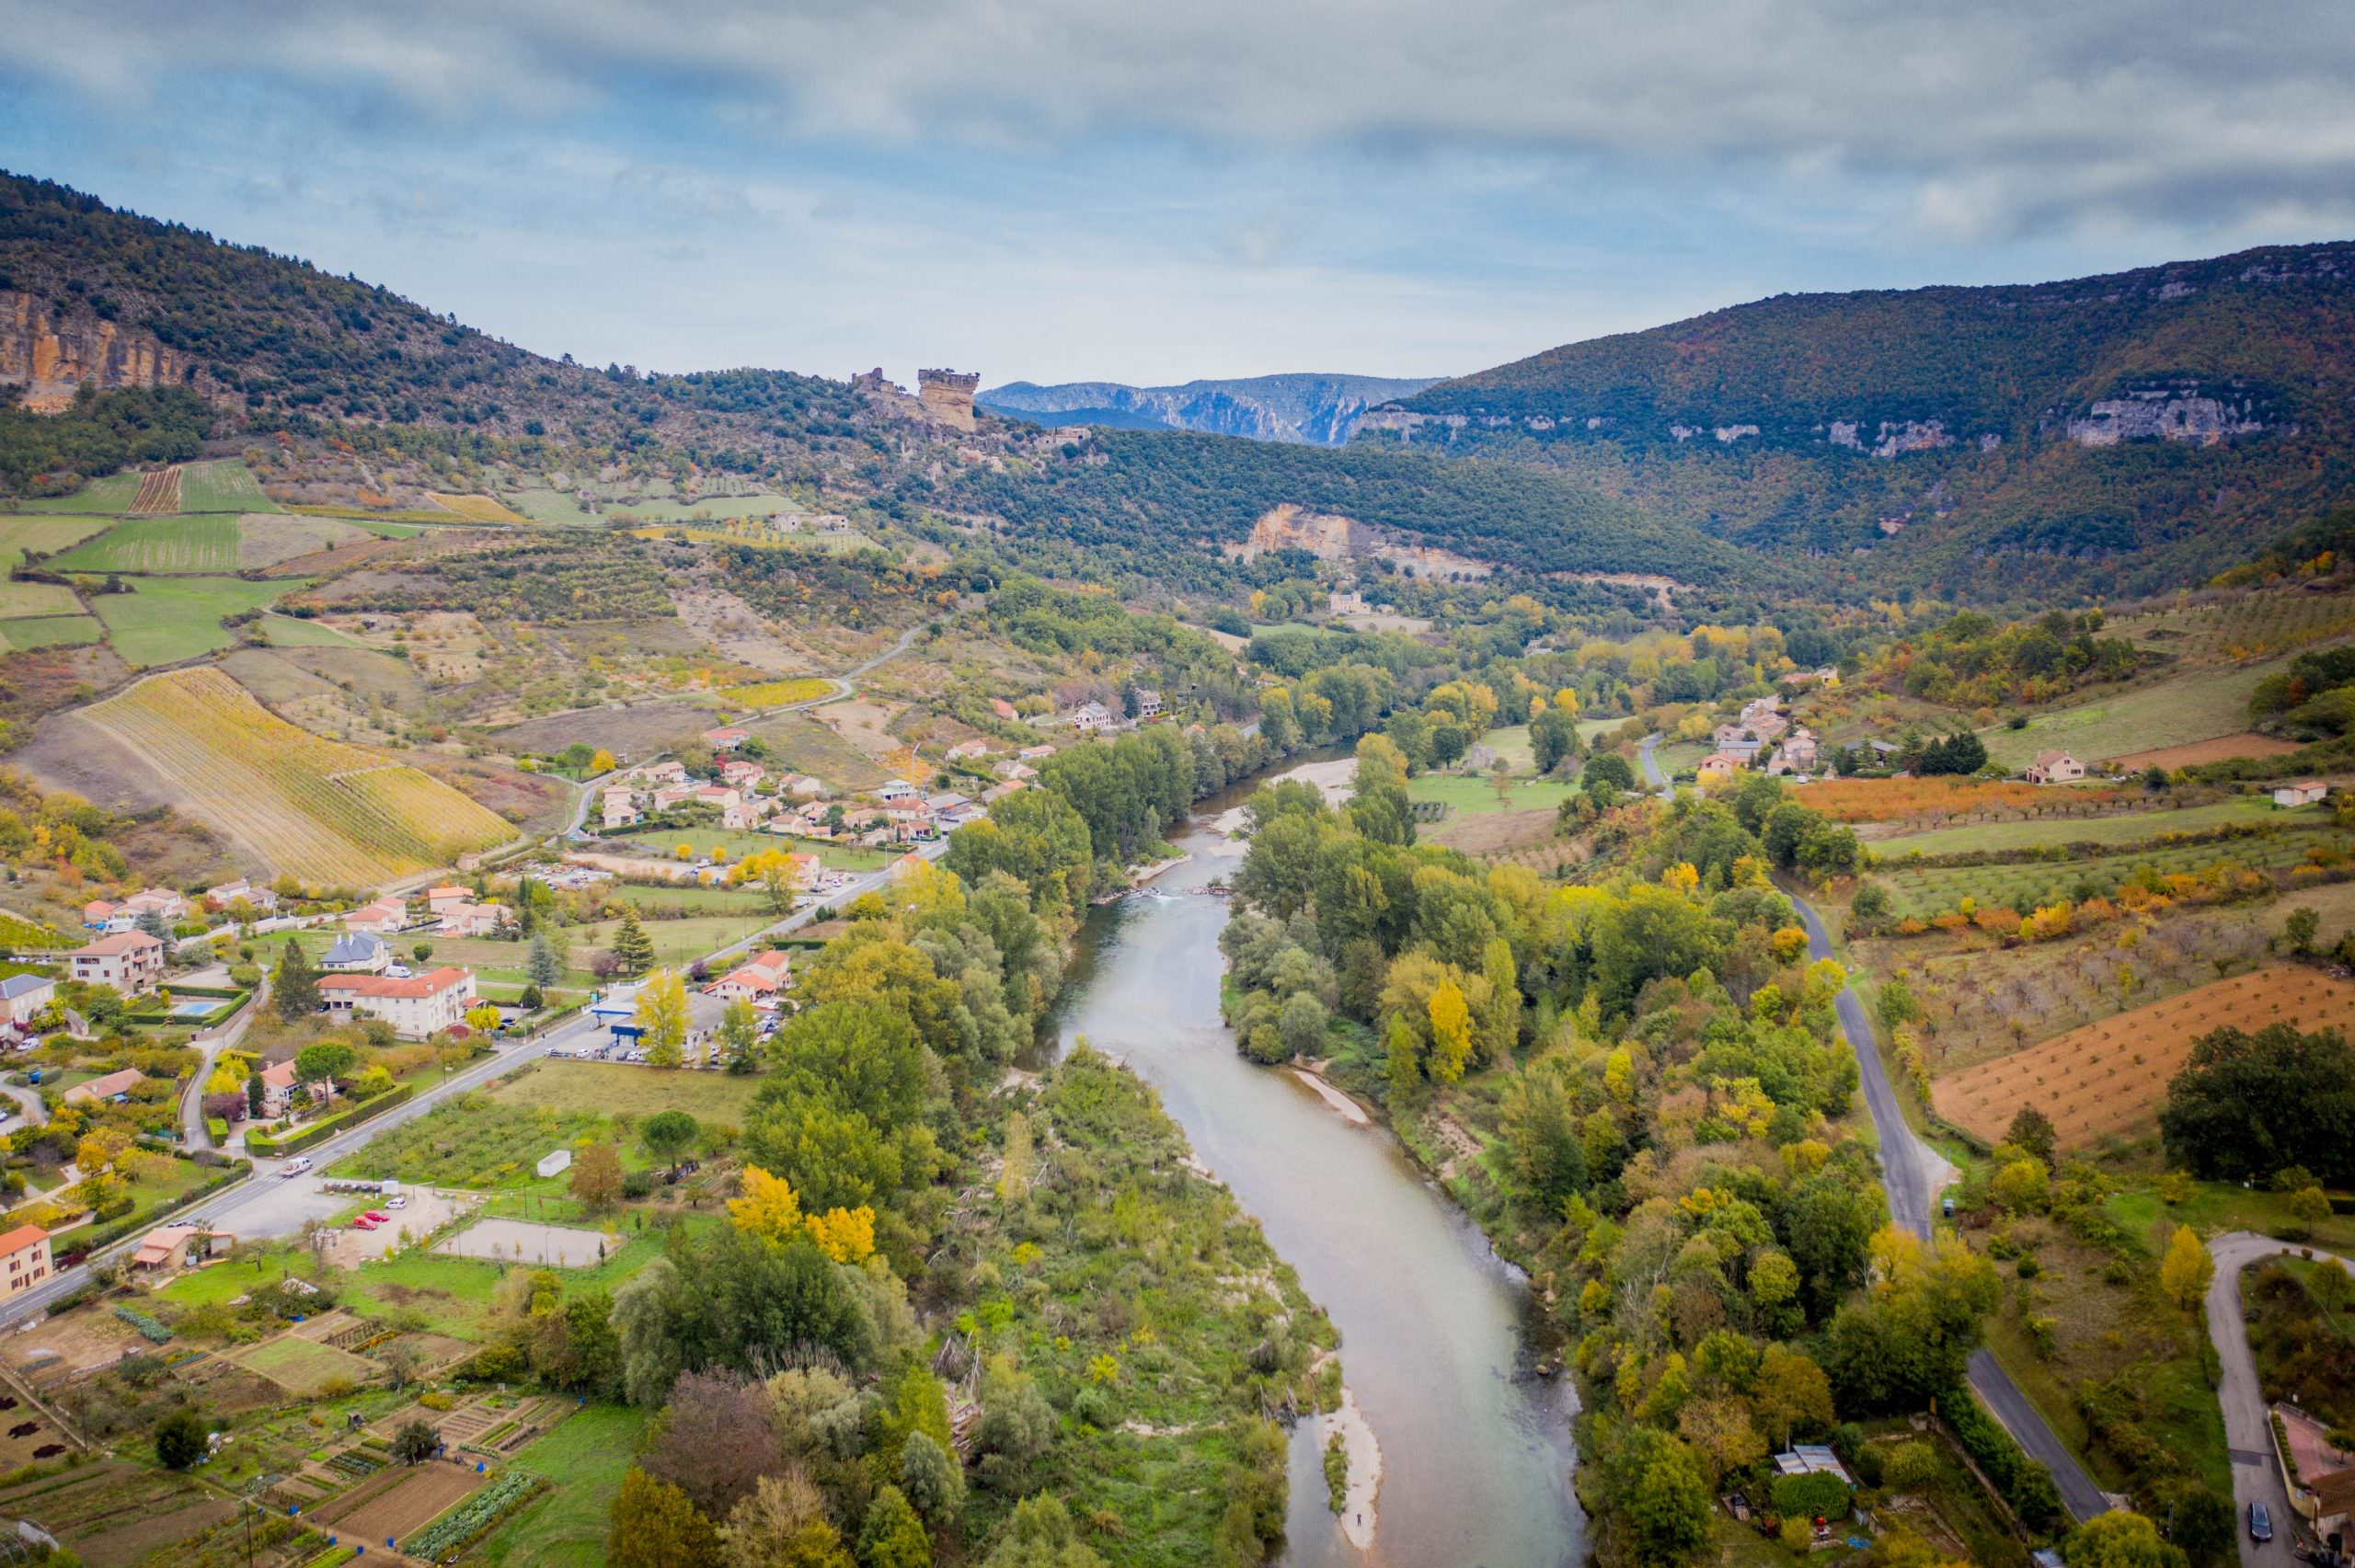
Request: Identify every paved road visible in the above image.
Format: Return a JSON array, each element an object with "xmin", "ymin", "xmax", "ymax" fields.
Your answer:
[
  {"xmin": 178, "ymin": 967, "xmax": 270, "ymax": 1152},
  {"xmin": 0, "ymin": 841, "xmax": 942, "ymax": 1326},
  {"xmin": 2207, "ymin": 1232, "xmax": 2354, "ymax": 1567},
  {"xmin": 0, "ymin": 1082, "xmax": 44, "ymax": 1129}
]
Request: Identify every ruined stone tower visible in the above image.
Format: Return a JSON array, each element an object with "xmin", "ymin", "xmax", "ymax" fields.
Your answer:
[{"xmin": 917, "ymin": 368, "xmax": 981, "ymax": 432}]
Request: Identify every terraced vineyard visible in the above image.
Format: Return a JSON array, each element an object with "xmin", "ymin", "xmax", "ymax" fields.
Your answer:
[
  {"xmin": 1875, "ymin": 827, "xmax": 2352, "ymax": 921},
  {"xmin": 80, "ymin": 668, "xmax": 519, "ymax": 886}
]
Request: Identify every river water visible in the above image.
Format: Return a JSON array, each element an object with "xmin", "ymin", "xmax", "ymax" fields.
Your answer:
[{"xmin": 1046, "ymin": 811, "xmax": 1585, "ymax": 1567}]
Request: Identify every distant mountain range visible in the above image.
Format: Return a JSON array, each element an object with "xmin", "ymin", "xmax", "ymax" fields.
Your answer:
[
  {"xmin": 978, "ymin": 372, "xmax": 1443, "ymax": 445},
  {"xmin": 1370, "ymin": 241, "xmax": 2355, "ymax": 597}
]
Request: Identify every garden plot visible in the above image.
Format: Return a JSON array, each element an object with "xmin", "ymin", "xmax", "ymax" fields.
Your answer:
[
  {"xmin": 437, "ymin": 1217, "xmax": 615, "ymax": 1267},
  {"xmin": 0, "ymin": 1460, "xmax": 228, "ymax": 1568},
  {"xmin": 322, "ymin": 1458, "xmax": 484, "ymax": 1543},
  {"xmin": 1931, "ymin": 965, "xmax": 2355, "ymax": 1151},
  {"xmin": 225, "ymin": 1327, "xmax": 382, "ymax": 1397}
]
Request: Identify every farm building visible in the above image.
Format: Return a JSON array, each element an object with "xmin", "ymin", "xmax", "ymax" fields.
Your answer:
[
  {"xmin": 2025, "ymin": 750, "xmax": 2086, "ymax": 784},
  {"xmin": 2272, "ymin": 779, "xmax": 2327, "ymax": 807}
]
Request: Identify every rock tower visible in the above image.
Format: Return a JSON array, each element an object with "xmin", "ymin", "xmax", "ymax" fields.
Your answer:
[{"xmin": 917, "ymin": 368, "xmax": 981, "ymax": 431}]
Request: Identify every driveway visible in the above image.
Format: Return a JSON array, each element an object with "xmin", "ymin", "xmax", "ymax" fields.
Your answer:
[{"xmin": 2206, "ymin": 1232, "xmax": 2353, "ymax": 1567}]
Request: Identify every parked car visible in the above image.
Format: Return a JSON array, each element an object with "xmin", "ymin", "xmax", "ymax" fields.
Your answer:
[
  {"xmin": 2249, "ymin": 1503, "xmax": 2272, "ymax": 1543},
  {"xmin": 362, "ymin": 1211, "xmax": 388, "ymax": 1223},
  {"xmin": 385, "ymin": 1196, "xmax": 407, "ymax": 1209},
  {"xmin": 350, "ymin": 1217, "xmax": 378, "ymax": 1230}
]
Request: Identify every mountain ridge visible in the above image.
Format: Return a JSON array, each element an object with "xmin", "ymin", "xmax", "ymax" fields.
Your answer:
[{"xmin": 980, "ymin": 372, "xmax": 1442, "ymax": 445}]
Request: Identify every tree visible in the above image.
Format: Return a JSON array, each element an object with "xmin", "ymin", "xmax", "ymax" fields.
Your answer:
[
  {"xmin": 642, "ymin": 1109, "xmax": 700, "ymax": 1173},
  {"xmin": 899, "ymin": 1430, "xmax": 964, "ymax": 1529},
  {"xmin": 273, "ymin": 936, "xmax": 319, "ymax": 1021},
  {"xmin": 997, "ymin": 1112, "xmax": 1034, "ymax": 1204},
  {"xmin": 2286, "ymin": 907, "xmax": 2321, "ymax": 956},
  {"xmin": 2064, "ymin": 1509, "xmax": 2187, "ymax": 1568},
  {"xmin": 2160, "ymin": 1023, "xmax": 2355, "ymax": 1185},
  {"xmin": 1614, "ymin": 1430, "xmax": 1712, "ymax": 1562},
  {"xmin": 636, "ymin": 969, "xmax": 689, "ymax": 1067},
  {"xmin": 613, "ymin": 907, "xmax": 656, "ymax": 976},
  {"xmin": 1279, "ymin": 990, "xmax": 1329, "ymax": 1060},
  {"xmin": 153, "ymin": 1407, "xmax": 208, "ymax": 1470},
  {"xmin": 858, "ymin": 1485, "xmax": 932, "ymax": 1568},
  {"xmin": 718, "ymin": 1471, "xmax": 850, "ymax": 1568},
  {"xmin": 718, "ymin": 1000, "xmax": 760, "ymax": 1074},
  {"xmin": 293, "ymin": 1040, "xmax": 358, "ymax": 1090},
  {"xmin": 2005, "ymin": 1106, "xmax": 2059, "ymax": 1169},
  {"xmin": 2158, "ymin": 1225, "xmax": 2215, "ymax": 1313},
  {"xmin": 610, "ymin": 1467, "xmax": 721, "ymax": 1568},
  {"xmin": 465, "ymin": 1001, "xmax": 502, "ymax": 1036},
  {"xmin": 981, "ymin": 1495, "xmax": 1105, "ymax": 1568},
  {"xmin": 392, "ymin": 1417, "xmax": 440, "ymax": 1464},
  {"xmin": 642, "ymin": 1370, "xmax": 779, "ymax": 1520},
  {"xmin": 528, "ymin": 933, "xmax": 565, "ymax": 989},
  {"xmin": 1531, "ymin": 706, "xmax": 1580, "ymax": 774},
  {"xmin": 2287, "ymin": 1183, "xmax": 2332, "ymax": 1239},
  {"xmin": 245, "ymin": 1069, "xmax": 264, "ymax": 1117},
  {"xmin": 571, "ymin": 1141, "xmax": 625, "ymax": 1212},
  {"xmin": 2166, "ymin": 1483, "xmax": 2234, "ymax": 1567},
  {"xmin": 1427, "ymin": 979, "xmax": 1473, "ymax": 1083}
]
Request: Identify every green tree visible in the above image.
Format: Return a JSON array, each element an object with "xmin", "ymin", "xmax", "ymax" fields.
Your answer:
[
  {"xmin": 2165, "ymin": 1483, "xmax": 2234, "ymax": 1567},
  {"xmin": 273, "ymin": 936, "xmax": 320, "ymax": 1021},
  {"xmin": 2287, "ymin": 1184, "xmax": 2332, "ymax": 1239},
  {"xmin": 899, "ymin": 1431, "xmax": 964, "ymax": 1529},
  {"xmin": 528, "ymin": 933, "xmax": 565, "ymax": 989},
  {"xmin": 718, "ymin": 999, "xmax": 760, "ymax": 1074},
  {"xmin": 1615, "ymin": 1430, "xmax": 1713, "ymax": 1562},
  {"xmin": 981, "ymin": 1494, "xmax": 1104, "ymax": 1568},
  {"xmin": 613, "ymin": 907, "xmax": 656, "ymax": 976},
  {"xmin": 293, "ymin": 1039, "xmax": 358, "ymax": 1090},
  {"xmin": 1531, "ymin": 706, "xmax": 1580, "ymax": 774},
  {"xmin": 2005, "ymin": 1105, "xmax": 2058, "ymax": 1168},
  {"xmin": 641, "ymin": 1110, "xmax": 700, "ymax": 1173},
  {"xmin": 392, "ymin": 1417, "xmax": 440, "ymax": 1464},
  {"xmin": 2161, "ymin": 1022, "xmax": 2355, "ymax": 1185},
  {"xmin": 153, "ymin": 1408, "xmax": 208, "ymax": 1470},
  {"xmin": 856, "ymin": 1485, "xmax": 932, "ymax": 1568},
  {"xmin": 2286, "ymin": 907, "xmax": 2321, "ymax": 956},
  {"xmin": 610, "ymin": 1467, "xmax": 721, "ymax": 1568},
  {"xmin": 2063, "ymin": 1509, "xmax": 2188, "ymax": 1568}
]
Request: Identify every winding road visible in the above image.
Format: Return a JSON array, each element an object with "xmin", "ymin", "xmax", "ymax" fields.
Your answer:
[
  {"xmin": 2205, "ymin": 1233, "xmax": 2353, "ymax": 1566},
  {"xmin": 1638, "ymin": 734, "xmax": 2110, "ymax": 1523}
]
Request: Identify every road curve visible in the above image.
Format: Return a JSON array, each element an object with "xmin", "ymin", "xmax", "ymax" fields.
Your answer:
[{"xmin": 2205, "ymin": 1232, "xmax": 2353, "ymax": 1568}]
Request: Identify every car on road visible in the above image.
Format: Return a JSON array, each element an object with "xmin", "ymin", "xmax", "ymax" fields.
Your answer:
[
  {"xmin": 281, "ymin": 1157, "xmax": 313, "ymax": 1178},
  {"xmin": 2249, "ymin": 1503, "xmax": 2272, "ymax": 1543},
  {"xmin": 362, "ymin": 1211, "xmax": 389, "ymax": 1223}
]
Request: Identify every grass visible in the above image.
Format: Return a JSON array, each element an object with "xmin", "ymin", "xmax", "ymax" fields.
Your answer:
[
  {"xmin": 1407, "ymin": 772, "xmax": 1580, "ymax": 818},
  {"xmin": 50, "ymin": 515, "xmax": 240, "ymax": 574},
  {"xmin": 1978, "ymin": 655, "xmax": 2309, "ymax": 769},
  {"xmin": 1875, "ymin": 795, "xmax": 2290, "ymax": 857},
  {"xmin": 235, "ymin": 1333, "xmax": 377, "ymax": 1395},
  {"xmin": 178, "ymin": 459, "xmax": 280, "ymax": 514},
  {"xmin": 257, "ymin": 612, "xmax": 370, "ymax": 647},
  {"xmin": 486, "ymin": 1059, "xmax": 764, "ymax": 1123},
  {"xmin": 475, "ymin": 1405, "xmax": 648, "ymax": 1567},
  {"xmin": 90, "ymin": 575, "xmax": 290, "ymax": 666},
  {"xmin": 0, "ymin": 515, "xmax": 109, "ymax": 569},
  {"xmin": 0, "ymin": 615, "xmax": 101, "ymax": 649},
  {"xmin": 423, "ymin": 492, "xmax": 527, "ymax": 523},
  {"xmin": 8, "ymin": 472, "xmax": 142, "ymax": 513},
  {"xmin": 0, "ymin": 581, "xmax": 84, "ymax": 619},
  {"xmin": 720, "ymin": 677, "xmax": 836, "ymax": 709}
]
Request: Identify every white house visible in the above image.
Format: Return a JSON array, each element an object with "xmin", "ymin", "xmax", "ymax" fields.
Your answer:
[
  {"xmin": 436, "ymin": 901, "xmax": 510, "ymax": 938},
  {"xmin": 67, "ymin": 931, "xmax": 166, "ymax": 996},
  {"xmin": 317, "ymin": 967, "xmax": 477, "ymax": 1038},
  {"xmin": 877, "ymin": 779, "xmax": 919, "ymax": 803},
  {"xmin": 204, "ymin": 879, "xmax": 278, "ymax": 914},
  {"xmin": 0, "ymin": 973, "xmax": 53, "ymax": 1025},
  {"xmin": 946, "ymin": 738, "xmax": 992, "ymax": 761},
  {"xmin": 2025, "ymin": 750, "xmax": 2087, "ymax": 784},
  {"xmin": 320, "ymin": 933, "xmax": 390, "ymax": 973},
  {"xmin": 2273, "ymin": 779, "xmax": 2328, "ymax": 808},
  {"xmin": 1132, "ymin": 689, "xmax": 1165, "ymax": 721},
  {"xmin": 344, "ymin": 897, "xmax": 409, "ymax": 934}
]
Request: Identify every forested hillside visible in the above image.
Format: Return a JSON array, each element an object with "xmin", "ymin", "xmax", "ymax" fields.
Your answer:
[{"xmin": 1373, "ymin": 243, "xmax": 2355, "ymax": 599}]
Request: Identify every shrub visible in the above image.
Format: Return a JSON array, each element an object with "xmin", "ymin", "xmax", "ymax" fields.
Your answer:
[{"xmin": 1770, "ymin": 1471, "xmax": 1852, "ymax": 1523}]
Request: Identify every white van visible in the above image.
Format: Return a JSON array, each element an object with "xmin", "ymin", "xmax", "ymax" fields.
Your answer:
[{"xmin": 281, "ymin": 1156, "xmax": 313, "ymax": 1178}]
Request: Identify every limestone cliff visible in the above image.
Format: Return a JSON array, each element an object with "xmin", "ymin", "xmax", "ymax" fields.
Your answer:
[{"xmin": 0, "ymin": 290, "xmax": 200, "ymax": 411}]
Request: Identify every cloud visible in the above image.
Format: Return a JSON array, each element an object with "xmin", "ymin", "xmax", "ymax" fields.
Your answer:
[{"xmin": 6, "ymin": 0, "xmax": 2353, "ymax": 238}]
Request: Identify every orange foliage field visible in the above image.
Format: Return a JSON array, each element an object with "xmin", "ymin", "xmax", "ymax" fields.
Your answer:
[
  {"xmin": 1794, "ymin": 775, "xmax": 2123, "ymax": 824},
  {"xmin": 1931, "ymin": 965, "xmax": 2355, "ymax": 1151}
]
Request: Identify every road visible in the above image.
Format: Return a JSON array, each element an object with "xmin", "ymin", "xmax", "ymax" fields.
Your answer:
[
  {"xmin": 178, "ymin": 967, "xmax": 270, "ymax": 1151},
  {"xmin": 0, "ymin": 841, "xmax": 942, "ymax": 1328},
  {"xmin": 2206, "ymin": 1232, "xmax": 2354, "ymax": 1567},
  {"xmin": 1640, "ymin": 734, "xmax": 2109, "ymax": 1522}
]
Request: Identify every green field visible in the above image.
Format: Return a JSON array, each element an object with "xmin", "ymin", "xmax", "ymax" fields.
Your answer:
[
  {"xmin": 51, "ymin": 515, "xmax": 241, "ymax": 574},
  {"xmin": 0, "ymin": 580, "xmax": 85, "ymax": 619},
  {"xmin": 0, "ymin": 515, "xmax": 109, "ymax": 569},
  {"xmin": 8, "ymin": 473, "xmax": 142, "ymax": 513},
  {"xmin": 1978, "ymin": 656, "xmax": 2306, "ymax": 768},
  {"xmin": 343, "ymin": 517, "xmax": 423, "ymax": 538},
  {"xmin": 1875, "ymin": 795, "xmax": 2294, "ymax": 857},
  {"xmin": 91, "ymin": 575, "xmax": 291, "ymax": 666},
  {"xmin": 487, "ymin": 1059, "xmax": 764, "ymax": 1122},
  {"xmin": 1873, "ymin": 825, "xmax": 2352, "ymax": 919},
  {"xmin": 0, "ymin": 615, "xmax": 102, "ymax": 649},
  {"xmin": 1408, "ymin": 771, "xmax": 1580, "ymax": 818},
  {"xmin": 476, "ymin": 1405, "xmax": 649, "ymax": 1568},
  {"xmin": 178, "ymin": 459, "xmax": 280, "ymax": 513}
]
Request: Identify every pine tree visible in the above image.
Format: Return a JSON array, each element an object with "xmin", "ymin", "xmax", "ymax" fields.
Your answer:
[
  {"xmin": 526, "ymin": 933, "xmax": 563, "ymax": 989},
  {"xmin": 611, "ymin": 907, "xmax": 654, "ymax": 976},
  {"xmin": 274, "ymin": 935, "xmax": 320, "ymax": 1021}
]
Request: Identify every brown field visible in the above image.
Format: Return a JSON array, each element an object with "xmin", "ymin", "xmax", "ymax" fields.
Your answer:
[
  {"xmin": 235, "ymin": 512, "xmax": 371, "ymax": 569},
  {"xmin": 424, "ymin": 490, "xmax": 527, "ymax": 523},
  {"xmin": 324, "ymin": 1459, "xmax": 483, "ymax": 1540},
  {"xmin": 2111, "ymin": 733, "xmax": 2304, "ymax": 770},
  {"xmin": 1795, "ymin": 775, "xmax": 2123, "ymax": 824},
  {"xmin": 1428, "ymin": 806, "xmax": 1558, "ymax": 857},
  {"xmin": 129, "ymin": 466, "xmax": 181, "ymax": 514},
  {"xmin": 492, "ymin": 696, "xmax": 716, "ymax": 756},
  {"xmin": 1931, "ymin": 965, "xmax": 2355, "ymax": 1150}
]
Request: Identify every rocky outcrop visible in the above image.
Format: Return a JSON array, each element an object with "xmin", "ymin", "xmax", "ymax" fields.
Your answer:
[
  {"xmin": 918, "ymin": 368, "xmax": 980, "ymax": 432},
  {"xmin": 980, "ymin": 373, "xmax": 1442, "ymax": 446},
  {"xmin": 2063, "ymin": 385, "xmax": 2267, "ymax": 447},
  {"xmin": 1224, "ymin": 503, "xmax": 1494, "ymax": 579},
  {"xmin": 0, "ymin": 290, "xmax": 199, "ymax": 411}
]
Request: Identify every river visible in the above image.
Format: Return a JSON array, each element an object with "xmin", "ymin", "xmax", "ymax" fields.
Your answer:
[{"xmin": 1046, "ymin": 807, "xmax": 1586, "ymax": 1566}]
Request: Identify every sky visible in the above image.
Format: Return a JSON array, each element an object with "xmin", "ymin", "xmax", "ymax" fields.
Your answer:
[{"xmin": 4, "ymin": 0, "xmax": 2352, "ymax": 389}]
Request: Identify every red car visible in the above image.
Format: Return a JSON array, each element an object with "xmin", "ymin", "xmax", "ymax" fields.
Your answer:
[
  {"xmin": 362, "ymin": 1211, "xmax": 389, "ymax": 1223},
  {"xmin": 350, "ymin": 1216, "xmax": 380, "ymax": 1230}
]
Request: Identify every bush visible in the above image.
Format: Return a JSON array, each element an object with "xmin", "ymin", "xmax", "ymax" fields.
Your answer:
[
  {"xmin": 244, "ymin": 1083, "xmax": 413, "ymax": 1157},
  {"xmin": 1769, "ymin": 1471, "xmax": 1852, "ymax": 1523},
  {"xmin": 621, "ymin": 1170, "xmax": 654, "ymax": 1199},
  {"xmin": 153, "ymin": 1408, "xmax": 208, "ymax": 1470}
]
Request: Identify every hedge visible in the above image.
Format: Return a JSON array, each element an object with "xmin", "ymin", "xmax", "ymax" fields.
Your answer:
[
  {"xmin": 1769, "ymin": 1471, "xmax": 1852, "ymax": 1522},
  {"xmin": 244, "ymin": 1083, "xmax": 414, "ymax": 1158},
  {"xmin": 1942, "ymin": 1387, "xmax": 2063, "ymax": 1528}
]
